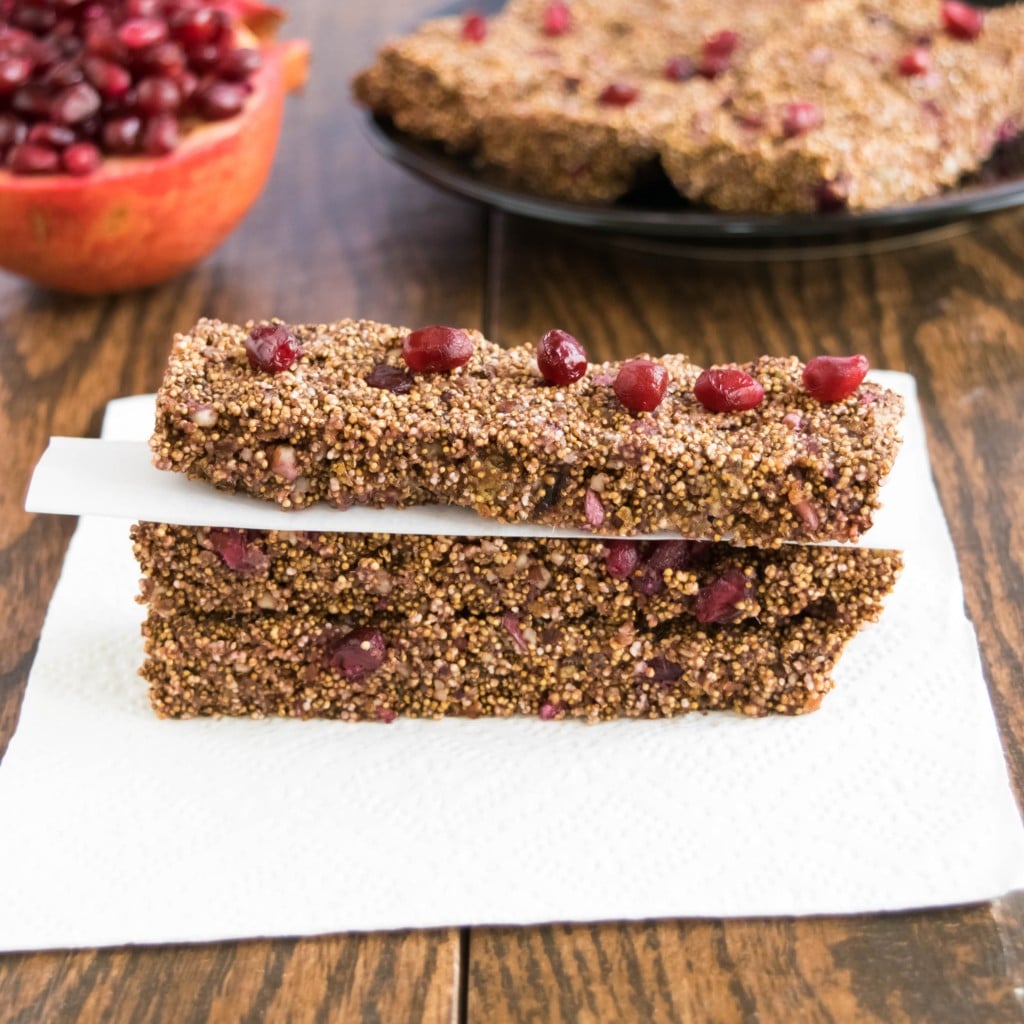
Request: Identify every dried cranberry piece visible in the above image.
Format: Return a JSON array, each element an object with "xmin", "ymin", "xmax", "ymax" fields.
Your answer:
[
  {"xmin": 695, "ymin": 569, "xmax": 752, "ymax": 625},
  {"xmin": 648, "ymin": 656, "xmax": 682, "ymax": 682},
  {"xmin": 365, "ymin": 363, "xmax": 414, "ymax": 394},
  {"xmin": 599, "ymin": 82, "xmax": 638, "ymax": 106},
  {"xmin": 539, "ymin": 701, "xmax": 559, "ymax": 720},
  {"xmin": 245, "ymin": 323, "xmax": 302, "ymax": 373},
  {"xmin": 542, "ymin": 1, "xmax": 572, "ymax": 36},
  {"xmin": 781, "ymin": 101, "xmax": 822, "ymax": 139},
  {"xmin": 325, "ymin": 627, "xmax": 387, "ymax": 681},
  {"xmin": 502, "ymin": 612, "xmax": 530, "ymax": 653},
  {"xmin": 698, "ymin": 30, "xmax": 739, "ymax": 78},
  {"xmin": 813, "ymin": 178, "xmax": 849, "ymax": 213},
  {"xmin": 898, "ymin": 48, "xmax": 931, "ymax": 76},
  {"xmin": 633, "ymin": 540, "xmax": 697, "ymax": 595},
  {"xmin": 694, "ymin": 367, "xmax": 764, "ymax": 412},
  {"xmin": 664, "ymin": 55, "xmax": 695, "ymax": 82},
  {"xmin": 604, "ymin": 540, "xmax": 639, "ymax": 580},
  {"xmin": 461, "ymin": 13, "xmax": 487, "ymax": 43},
  {"xmin": 613, "ymin": 359, "xmax": 668, "ymax": 413},
  {"xmin": 584, "ymin": 488, "xmax": 605, "ymax": 528},
  {"xmin": 537, "ymin": 328, "xmax": 587, "ymax": 385},
  {"xmin": 941, "ymin": 1, "xmax": 984, "ymax": 39},
  {"xmin": 208, "ymin": 528, "xmax": 270, "ymax": 575},
  {"xmin": 402, "ymin": 325, "xmax": 474, "ymax": 373},
  {"xmin": 802, "ymin": 355, "xmax": 869, "ymax": 403}
]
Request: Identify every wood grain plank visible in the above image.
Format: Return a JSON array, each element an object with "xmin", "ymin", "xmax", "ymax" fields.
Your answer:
[
  {"xmin": 469, "ymin": 211, "xmax": 1024, "ymax": 1023},
  {"xmin": 0, "ymin": 0, "xmax": 475, "ymax": 1019}
]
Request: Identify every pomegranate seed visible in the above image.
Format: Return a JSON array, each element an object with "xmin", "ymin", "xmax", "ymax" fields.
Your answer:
[
  {"xmin": 781, "ymin": 101, "xmax": 822, "ymax": 138},
  {"xmin": 118, "ymin": 18, "xmax": 168, "ymax": 49},
  {"xmin": 365, "ymin": 363, "xmax": 414, "ymax": 393},
  {"xmin": 664, "ymin": 55, "xmax": 695, "ymax": 82},
  {"xmin": 704, "ymin": 30, "xmax": 740, "ymax": 57},
  {"xmin": 27, "ymin": 122, "xmax": 75, "ymax": 148},
  {"xmin": 246, "ymin": 323, "xmax": 302, "ymax": 373},
  {"xmin": 219, "ymin": 47, "xmax": 262, "ymax": 81},
  {"xmin": 328, "ymin": 628, "xmax": 387, "ymax": 681},
  {"xmin": 102, "ymin": 115, "xmax": 141, "ymax": 153},
  {"xmin": 40, "ymin": 60, "xmax": 84, "ymax": 89},
  {"xmin": 695, "ymin": 569, "xmax": 752, "ymax": 625},
  {"xmin": 599, "ymin": 82, "xmax": 638, "ymax": 106},
  {"xmin": 802, "ymin": 354, "xmax": 869, "ymax": 403},
  {"xmin": 142, "ymin": 112, "xmax": 178, "ymax": 155},
  {"xmin": 814, "ymin": 178, "xmax": 849, "ymax": 212},
  {"xmin": 402, "ymin": 325, "xmax": 474, "ymax": 373},
  {"xmin": 898, "ymin": 48, "xmax": 931, "ymax": 76},
  {"xmin": 140, "ymin": 41, "xmax": 185, "ymax": 79},
  {"xmin": 604, "ymin": 540, "xmax": 639, "ymax": 580},
  {"xmin": 83, "ymin": 56, "xmax": 130, "ymax": 98},
  {"xmin": 61, "ymin": 140, "xmax": 100, "ymax": 175},
  {"xmin": 542, "ymin": 1, "xmax": 571, "ymax": 36},
  {"xmin": 208, "ymin": 528, "xmax": 270, "ymax": 574},
  {"xmin": 171, "ymin": 7, "xmax": 227, "ymax": 48},
  {"xmin": 941, "ymin": 1, "xmax": 984, "ymax": 39},
  {"xmin": 51, "ymin": 81, "xmax": 101, "ymax": 123},
  {"xmin": 7, "ymin": 142, "xmax": 60, "ymax": 174},
  {"xmin": 12, "ymin": 84, "xmax": 53, "ymax": 119},
  {"xmin": 194, "ymin": 80, "xmax": 246, "ymax": 119},
  {"xmin": 694, "ymin": 367, "xmax": 765, "ymax": 412},
  {"xmin": 613, "ymin": 359, "xmax": 668, "ymax": 413},
  {"xmin": 136, "ymin": 75, "xmax": 180, "ymax": 114},
  {"xmin": 12, "ymin": 5, "xmax": 57, "ymax": 33},
  {"xmin": 537, "ymin": 328, "xmax": 587, "ymax": 385},
  {"xmin": 126, "ymin": 0, "xmax": 161, "ymax": 17},
  {"xmin": 0, "ymin": 56, "xmax": 34, "ymax": 94},
  {"xmin": 539, "ymin": 702, "xmax": 559, "ymax": 720},
  {"xmin": 0, "ymin": 114, "xmax": 27, "ymax": 148},
  {"xmin": 632, "ymin": 541, "xmax": 698, "ymax": 596},
  {"xmin": 461, "ymin": 12, "xmax": 487, "ymax": 43}
]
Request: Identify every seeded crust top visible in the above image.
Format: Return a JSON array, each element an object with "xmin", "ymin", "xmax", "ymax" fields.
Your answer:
[
  {"xmin": 353, "ymin": 0, "xmax": 1024, "ymax": 211},
  {"xmin": 151, "ymin": 318, "xmax": 904, "ymax": 547}
]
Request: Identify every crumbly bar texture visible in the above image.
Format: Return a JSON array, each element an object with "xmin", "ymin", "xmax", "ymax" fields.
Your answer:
[
  {"xmin": 352, "ymin": 0, "xmax": 1024, "ymax": 212},
  {"xmin": 135, "ymin": 527, "xmax": 902, "ymax": 721},
  {"xmin": 150, "ymin": 318, "xmax": 904, "ymax": 547}
]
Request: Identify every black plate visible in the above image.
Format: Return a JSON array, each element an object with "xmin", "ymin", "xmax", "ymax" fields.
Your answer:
[{"xmin": 362, "ymin": 0, "xmax": 1024, "ymax": 245}]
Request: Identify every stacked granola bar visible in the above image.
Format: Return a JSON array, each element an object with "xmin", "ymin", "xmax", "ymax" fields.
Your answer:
[
  {"xmin": 353, "ymin": 0, "xmax": 1024, "ymax": 212},
  {"xmin": 135, "ymin": 317, "xmax": 904, "ymax": 721}
]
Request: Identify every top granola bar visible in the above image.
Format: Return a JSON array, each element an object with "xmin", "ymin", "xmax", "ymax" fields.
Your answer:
[
  {"xmin": 150, "ymin": 318, "xmax": 903, "ymax": 546},
  {"xmin": 352, "ymin": 0, "xmax": 1024, "ymax": 212}
]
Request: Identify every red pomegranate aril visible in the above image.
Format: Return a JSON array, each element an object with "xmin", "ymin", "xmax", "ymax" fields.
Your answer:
[
  {"xmin": 802, "ymin": 354, "xmax": 869, "ymax": 403},
  {"xmin": 664, "ymin": 55, "xmax": 695, "ymax": 82},
  {"xmin": 8, "ymin": 142, "xmax": 60, "ymax": 174},
  {"xmin": 171, "ymin": 7, "xmax": 227, "ymax": 48},
  {"xmin": 461, "ymin": 13, "xmax": 487, "ymax": 43},
  {"xmin": 136, "ymin": 75, "xmax": 180, "ymax": 114},
  {"xmin": 246, "ymin": 323, "xmax": 302, "ymax": 373},
  {"xmin": 698, "ymin": 51, "xmax": 730, "ymax": 79},
  {"xmin": 0, "ymin": 56, "xmax": 35, "ymax": 94},
  {"xmin": 898, "ymin": 47, "xmax": 931, "ymax": 76},
  {"xmin": 27, "ymin": 122, "xmax": 76, "ymax": 148},
  {"xmin": 365, "ymin": 363, "xmax": 415, "ymax": 394},
  {"xmin": 12, "ymin": 5, "xmax": 57, "ymax": 34},
  {"xmin": 102, "ymin": 114, "xmax": 141, "ymax": 153},
  {"xmin": 118, "ymin": 17, "xmax": 167, "ymax": 49},
  {"xmin": 705, "ymin": 29, "xmax": 740, "ymax": 57},
  {"xmin": 195, "ymin": 79, "xmax": 246, "ymax": 120},
  {"xmin": 12, "ymin": 84, "xmax": 53, "ymax": 119},
  {"xmin": 0, "ymin": 114, "xmax": 27, "ymax": 148},
  {"xmin": 83, "ymin": 55, "xmax": 131, "ymax": 98},
  {"xmin": 542, "ymin": 1, "xmax": 572, "ymax": 36},
  {"xmin": 537, "ymin": 328, "xmax": 587, "ymax": 385},
  {"xmin": 142, "ymin": 112, "xmax": 178, "ymax": 154},
  {"xmin": 188, "ymin": 41, "xmax": 226, "ymax": 72},
  {"xmin": 941, "ymin": 1, "xmax": 984, "ymax": 39},
  {"xmin": 694, "ymin": 367, "xmax": 765, "ymax": 412},
  {"xmin": 126, "ymin": 0, "xmax": 161, "ymax": 18},
  {"xmin": 604, "ymin": 540, "xmax": 639, "ymax": 580},
  {"xmin": 219, "ymin": 46, "xmax": 262, "ymax": 81},
  {"xmin": 781, "ymin": 101, "xmax": 822, "ymax": 138},
  {"xmin": 695, "ymin": 569, "xmax": 751, "ymax": 625},
  {"xmin": 51, "ymin": 81, "xmax": 101, "ymax": 124},
  {"xmin": 41, "ymin": 59, "xmax": 84, "ymax": 88},
  {"xmin": 403, "ymin": 325, "xmax": 474, "ymax": 373},
  {"xmin": 599, "ymin": 82, "xmax": 638, "ymax": 106},
  {"xmin": 613, "ymin": 359, "xmax": 669, "ymax": 413},
  {"xmin": 140, "ymin": 41, "xmax": 185, "ymax": 78},
  {"xmin": 61, "ymin": 139, "xmax": 101, "ymax": 175},
  {"xmin": 326, "ymin": 627, "xmax": 387, "ymax": 681}
]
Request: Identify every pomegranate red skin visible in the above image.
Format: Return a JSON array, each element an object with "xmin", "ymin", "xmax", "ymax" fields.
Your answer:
[{"xmin": 0, "ymin": 38, "xmax": 307, "ymax": 294}]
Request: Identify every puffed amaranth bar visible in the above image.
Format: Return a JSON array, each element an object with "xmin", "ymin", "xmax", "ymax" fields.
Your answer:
[{"xmin": 150, "ymin": 318, "xmax": 904, "ymax": 546}]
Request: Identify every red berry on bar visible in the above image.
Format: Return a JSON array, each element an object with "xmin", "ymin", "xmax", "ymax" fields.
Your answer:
[
  {"xmin": 898, "ymin": 48, "xmax": 931, "ymax": 76},
  {"xmin": 542, "ymin": 2, "xmax": 572, "ymax": 36},
  {"xmin": 694, "ymin": 367, "xmax": 765, "ymax": 412},
  {"xmin": 802, "ymin": 354, "xmax": 870, "ymax": 403},
  {"xmin": 402, "ymin": 325, "xmax": 474, "ymax": 373},
  {"xmin": 461, "ymin": 13, "xmax": 487, "ymax": 43},
  {"xmin": 246, "ymin": 323, "xmax": 302, "ymax": 373},
  {"xmin": 599, "ymin": 82, "xmax": 639, "ymax": 106},
  {"xmin": 613, "ymin": 359, "xmax": 668, "ymax": 412},
  {"xmin": 941, "ymin": 1, "xmax": 984, "ymax": 39},
  {"xmin": 781, "ymin": 101, "xmax": 822, "ymax": 138},
  {"xmin": 537, "ymin": 328, "xmax": 587, "ymax": 385}
]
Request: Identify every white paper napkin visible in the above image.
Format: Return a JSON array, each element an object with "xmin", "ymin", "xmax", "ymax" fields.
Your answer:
[{"xmin": 0, "ymin": 374, "xmax": 1021, "ymax": 952}]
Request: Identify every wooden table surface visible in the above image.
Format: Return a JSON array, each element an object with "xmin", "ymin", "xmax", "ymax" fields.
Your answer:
[{"xmin": 2, "ymin": 1, "xmax": 1024, "ymax": 1020}]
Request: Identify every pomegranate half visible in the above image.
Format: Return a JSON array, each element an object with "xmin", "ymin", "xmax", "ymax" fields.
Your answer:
[{"xmin": 0, "ymin": 11, "xmax": 308, "ymax": 294}]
